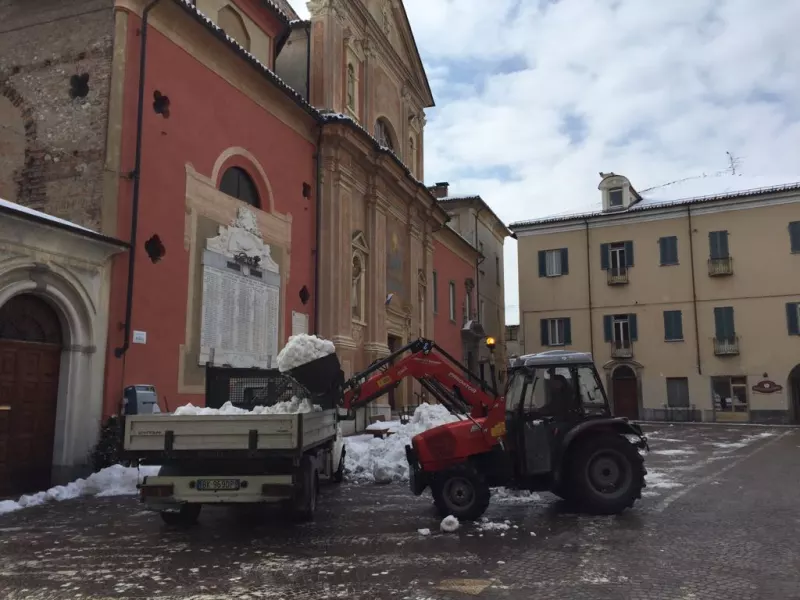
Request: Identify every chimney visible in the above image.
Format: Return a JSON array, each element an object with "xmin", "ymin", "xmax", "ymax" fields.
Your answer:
[{"xmin": 429, "ymin": 181, "xmax": 449, "ymax": 199}]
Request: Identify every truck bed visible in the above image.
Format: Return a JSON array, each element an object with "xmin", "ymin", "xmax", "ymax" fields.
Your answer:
[{"xmin": 123, "ymin": 410, "xmax": 337, "ymax": 458}]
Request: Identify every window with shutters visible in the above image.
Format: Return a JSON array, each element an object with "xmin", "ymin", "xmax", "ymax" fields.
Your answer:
[
  {"xmin": 601, "ymin": 241, "xmax": 632, "ymax": 284},
  {"xmin": 540, "ymin": 318, "xmax": 571, "ymax": 346},
  {"xmin": 708, "ymin": 230, "xmax": 733, "ymax": 276},
  {"xmin": 604, "ymin": 313, "xmax": 636, "ymax": 357},
  {"xmin": 712, "ymin": 376, "xmax": 748, "ymax": 413},
  {"xmin": 787, "ymin": 302, "xmax": 800, "ymax": 335},
  {"xmin": 713, "ymin": 306, "xmax": 738, "ymax": 355},
  {"xmin": 790, "ymin": 221, "xmax": 800, "ymax": 253},
  {"xmin": 538, "ymin": 248, "xmax": 568, "ymax": 277},
  {"xmin": 659, "ymin": 236, "xmax": 679, "ymax": 266},
  {"xmin": 663, "ymin": 310, "xmax": 684, "ymax": 341},
  {"xmin": 666, "ymin": 377, "xmax": 690, "ymax": 408},
  {"xmin": 432, "ymin": 271, "xmax": 438, "ymax": 313},
  {"xmin": 449, "ymin": 281, "xmax": 456, "ymax": 321}
]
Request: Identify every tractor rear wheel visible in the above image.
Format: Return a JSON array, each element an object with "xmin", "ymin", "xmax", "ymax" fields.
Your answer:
[
  {"xmin": 568, "ymin": 433, "xmax": 644, "ymax": 515},
  {"xmin": 432, "ymin": 465, "xmax": 490, "ymax": 521}
]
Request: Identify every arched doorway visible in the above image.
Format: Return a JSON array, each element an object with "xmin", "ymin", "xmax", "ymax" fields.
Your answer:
[
  {"xmin": 0, "ymin": 294, "xmax": 63, "ymax": 496},
  {"xmin": 612, "ymin": 365, "xmax": 639, "ymax": 420},
  {"xmin": 789, "ymin": 365, "xmax": 800, "ymax": 424}
]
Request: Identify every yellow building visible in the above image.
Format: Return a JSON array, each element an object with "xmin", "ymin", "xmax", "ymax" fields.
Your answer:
[{"xmin": 510, "ymin": 173, "xmax": 800, "ymax": 424}]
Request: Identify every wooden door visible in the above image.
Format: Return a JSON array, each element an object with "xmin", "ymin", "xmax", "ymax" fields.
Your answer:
[
  {"xmin": 0, "ymin": 295, "xmax": 63, "ymax": 497},
  {"xmin": 612, "ymin": 367, "xmax": 639, "ymax": 420}
]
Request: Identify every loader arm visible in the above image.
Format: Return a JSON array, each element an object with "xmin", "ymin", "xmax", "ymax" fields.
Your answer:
[{"xmin": 341, "ymin": 339, "xmax": 507, "ymax": 440}]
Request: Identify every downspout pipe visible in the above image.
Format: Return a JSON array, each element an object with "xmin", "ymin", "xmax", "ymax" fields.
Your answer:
[
  {"xmin": 584, "ymin": 219, "xmax": 594, "ymax": 358},
  {"xmin": 312, "ymin": 124, "xmax": 323, "ymax": 334},
  {"xmin": 687, "ymin": 205, "xmax": 702, "ymax": 375},
  {"xmin": 115, "ymin": 0, "xmax": 163, "ymax": 358}
]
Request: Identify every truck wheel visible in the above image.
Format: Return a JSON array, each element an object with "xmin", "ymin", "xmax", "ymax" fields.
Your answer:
[
  {"xmin": 568, "ymin": 433, "xmax": 644, "ymax": 515},
  {"xmin": 432, "ymin": 465, "xmax": 490, "ymax": 521},
  {"xmin": 160, "ymin": 504, "xmax": 201, "ymax": 527},
  {"xmin": 332, "ymin": 448, "xmax": 346, "ymax": 484},
  {"xmin": 294, "ymin": 457, "xmax": 319, "ymax": 522}
]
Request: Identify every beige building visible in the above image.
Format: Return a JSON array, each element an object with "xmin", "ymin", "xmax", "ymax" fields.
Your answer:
[
  {"xmin": 429, "ymin": 183, "xmax": 514, "ymax": 375},
  {"xmin": 511, "ymin": 173, "xmax": 800, "ymax": 424}
]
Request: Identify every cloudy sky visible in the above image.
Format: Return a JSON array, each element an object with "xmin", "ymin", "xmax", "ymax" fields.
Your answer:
[{"xmin": 287, "ymin": 0, "xmax": 800, "ymax": 324}]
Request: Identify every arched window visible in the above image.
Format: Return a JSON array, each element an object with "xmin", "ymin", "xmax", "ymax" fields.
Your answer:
[
  {"xmin": 219, "ymin": 166, "xmax": 260, "ymax": 207},
  {"xmin": 346, "ymin": 63, "xmax": 356, "ymax": 111},
  {"xmin": 218, "ymin": 6, "xmax": 251, "ymax": 51},
  {"xmin": 375, "ymin": 118, "xmax": 395, "ymax": 151}
]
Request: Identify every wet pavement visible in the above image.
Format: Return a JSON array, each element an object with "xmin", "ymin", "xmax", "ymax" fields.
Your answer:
[{"xmin": 1, "ymin": 424, "xmax": 799, "ymax": 600}]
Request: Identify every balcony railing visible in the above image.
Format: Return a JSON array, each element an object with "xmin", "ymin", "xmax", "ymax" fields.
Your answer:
[
  {"xmin": 607, "ymin": 267, "xmax": 629, "ymax": 285},
  {"xmin": 713, "ymin": 336, "xmax": 740, "ymax": 356},
  {"xmin": 708, "ymin": 257, "xmax": 733, "ymax": 276},
  {"xmin": 610, "ymin": 340, "xmax": 633, "ymax": 358}
]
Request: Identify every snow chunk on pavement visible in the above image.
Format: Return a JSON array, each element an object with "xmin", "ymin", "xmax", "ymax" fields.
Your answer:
[
  {"xmin": 345, "ymin": 403, "xmax": 460, "ymax": 483},
  {"xmin": 440, "ymin": 515, "xmax": 460, "ymax": 533},
  {"xmin": 417, "ymin": 528, "xmax": 431, "ymax": 536},
  {"xmin": 173, "ymin": 397, "xmax": 320, "ymax": 416},
  {"xmin": 276, "ymin": 334, "xmax": 336, "ymax": 372},
  {"xmin": 477, "ymin": 518, "xmax": 511, "ymax": 531},
  {"xmin": 0, "ymin": 464, "xmax": 160, "ymax": 516}
]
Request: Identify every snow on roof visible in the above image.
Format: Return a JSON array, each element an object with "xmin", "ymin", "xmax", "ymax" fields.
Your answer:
[
  {"xmin": 175, "ymin": 0, "xmax": 315, "ymax": 115},
  {"xmin": 0, "ymin": 197, "xmax": 95, "ymax": 234},
  {"xmin": 510, "ymin": 173, "xmax": 800, "ymax": 229}
]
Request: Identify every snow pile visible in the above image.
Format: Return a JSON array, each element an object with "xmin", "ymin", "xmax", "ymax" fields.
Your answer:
[
  {"xmin": 417, "ymin": 528, "xmax": 431, "ymax": 536},
  {"xmin": 345, "ymin": 403, "xmax": 461, "ymax": 483},
  {"xmin": 276, "ymin": 334, "xmax": 336, "ymax": 372},
  {"xmin": 492, "ymin": 487, "xmax": 542, "ymax": 504},
  {"xmin": 440, "ymin": 515, "xmax": 460, "ymax": 533},
  {"xmin": 0, "ymin": 464, "xmax": 160, "ymax": 516},
  {"xmin": 477, "ymin": 518, "xmax": 512, "ymax": 532},
  {"xmin": 173, "ymin": 398, "xmax": 321, "ymax": 416},
  {"xmin": 711, "ymin": 431, "xmax": 775, "ymax": 450}
]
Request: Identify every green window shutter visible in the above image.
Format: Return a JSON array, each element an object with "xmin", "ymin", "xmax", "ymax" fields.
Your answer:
[
  {"xmin": 629, "ymin": 314, "xmax": 638, "ymax": 341},
  {"xmin": 600, "ymin": 244, "xmax": 610, "ymax": 270},
  {"xmin": 564, "ymin": 318, "xmax": 572, "ymax": 345},
  {"xmin": 713, "ymin": 307, "xmax": 725, "ymax": 339},
  {"xmin": 715, "ymin": 306, "xmax": 735, "ymax": 339},
  {"xmin": 540, "ymin": 319, "xmax": 549, "ymax": 346},
  {"xmin": 675, "ymin": 311, "xmax": 683, "ymax": 340},
  {"xmin": 787, "ymin": 302, "xmax": 799, "ymax": 335},
  {"xmin": 789, "ymin": 222, "xmax": 800, "ymax": 253},
  {"xmin": 538, "ymin": 251, "xmax": 547, "ymax": 277},
  {"xmin": 710, "ymin": 231, "xmax": 730, "ymax": 259},
  {"xmin": 560, "ymin": 248, "xmax": 569, "ymax": 274},
  {"xmin": 663, "ymin": 311, "xmax": 672, "ymax": 339},
  {"xmin": 603, "ymin": 315, "xmax": 612, "ymax": 342},
  {"xmin": 624, "ymin": 241, "xmax": 634, "ymax": 266},
  {"xmin": 659, "ymin": 237, "xmax": 668, "ymax": 265},
  {"xmin": 660, "ymin": 236, "xmax": 678, "ymax": 265}
]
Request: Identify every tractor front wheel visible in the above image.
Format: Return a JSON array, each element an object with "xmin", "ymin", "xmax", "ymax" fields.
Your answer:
[
  {"xmin": 568, "ymin": 433, "xmax": 645, "ymax": 515},
  {"xmin": 432, "ymin": 465, "xmax": 490, "ymax": 521}
]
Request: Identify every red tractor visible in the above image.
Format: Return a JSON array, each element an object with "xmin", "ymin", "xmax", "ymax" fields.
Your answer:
[{"xmin": 287, "ymin": 338, "xmax": 648, "ymax": 521}]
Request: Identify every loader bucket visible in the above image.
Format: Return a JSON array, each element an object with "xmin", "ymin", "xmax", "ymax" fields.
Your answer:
[{"xmin": 286, "ymin": 353, "xmax": 344, "ymax": 396}]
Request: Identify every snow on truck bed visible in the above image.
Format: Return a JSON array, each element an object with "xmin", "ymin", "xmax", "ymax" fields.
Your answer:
[
  {"xmin": 276, "ymin": 333, "xmax": 336, "ymax": 372},
  {"xmin": 172, "ymin": 398, "xmax": 322, "ymax": 416}
]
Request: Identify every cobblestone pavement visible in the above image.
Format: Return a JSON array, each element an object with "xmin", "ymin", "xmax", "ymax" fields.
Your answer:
[{"xmin": 1, "ymin": 425, "xmax": 799, "ymax": 600}]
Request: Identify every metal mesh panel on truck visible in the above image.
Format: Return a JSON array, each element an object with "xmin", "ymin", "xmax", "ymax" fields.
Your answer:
[{"xmin": 204, "ymin": 366, "xmax": 305, "ymax": 410}]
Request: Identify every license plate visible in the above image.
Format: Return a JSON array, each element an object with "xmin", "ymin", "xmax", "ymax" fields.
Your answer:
[{"xmin": 196, "ymin": 479, "xmax": 240, "ymax": 491}]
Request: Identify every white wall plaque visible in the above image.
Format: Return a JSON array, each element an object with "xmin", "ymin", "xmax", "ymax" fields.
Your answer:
[
  {"xmin": 198, "ymin": 207, "xmax": 281, "ymax": 369},
  {"xmin": 292, "ymin": 311, "xmax": 309, "ymax": 336}
]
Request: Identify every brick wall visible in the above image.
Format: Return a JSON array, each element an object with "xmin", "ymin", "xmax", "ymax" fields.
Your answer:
[{"xmin": 0, "ymin": 0, "xmax": 115, "ymax": 230}]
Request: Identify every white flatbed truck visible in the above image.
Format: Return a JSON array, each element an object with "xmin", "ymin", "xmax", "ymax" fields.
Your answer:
[{"xmin": 122, "ymin": 409, "xmax": 345, "ymax": 525}]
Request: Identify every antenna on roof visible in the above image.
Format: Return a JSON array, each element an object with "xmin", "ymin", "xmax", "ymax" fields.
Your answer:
[{"xmin": 726, "ymin": 151, "xmax": 742, "ymax": 175}]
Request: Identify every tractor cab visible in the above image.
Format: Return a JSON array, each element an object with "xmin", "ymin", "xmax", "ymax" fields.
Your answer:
[{"xmin": 503, "ymin": 350, "xmax": 637, "ymax": 489}]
